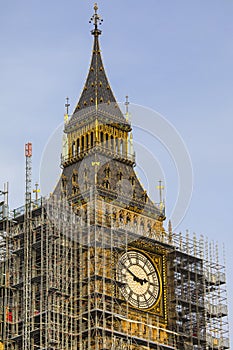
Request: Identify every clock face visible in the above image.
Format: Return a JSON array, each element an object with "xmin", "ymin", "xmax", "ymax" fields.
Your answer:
[{"xmin": 117, "ymin": 250, "xmax": 160, "ymax": 309}]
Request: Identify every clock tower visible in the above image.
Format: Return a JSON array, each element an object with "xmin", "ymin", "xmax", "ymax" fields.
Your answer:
[
  {"xmin": 0, "ymin": 3, "xmax": 229, "ymax": 350},
  {"xmin": 56, "ymin": 3, "xmax": 171, "ymax": 348}
]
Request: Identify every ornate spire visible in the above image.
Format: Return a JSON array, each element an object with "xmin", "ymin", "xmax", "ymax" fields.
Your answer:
[{"xmin": 68, "ymin": 3, "xmax": 129, "ymax": 128}]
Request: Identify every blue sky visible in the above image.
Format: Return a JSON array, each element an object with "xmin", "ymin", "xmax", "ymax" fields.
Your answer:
[{"xmin": 0, "ymin": 0, "xmax": 233, "ymax": 344}]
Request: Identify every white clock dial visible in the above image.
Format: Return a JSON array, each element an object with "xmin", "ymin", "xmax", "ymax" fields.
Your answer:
[{"xmin": 117, "ymin": 250, "xmax": 160, "ymax": 309}]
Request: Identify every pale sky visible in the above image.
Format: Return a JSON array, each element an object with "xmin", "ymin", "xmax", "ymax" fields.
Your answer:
[{"xmin": 0, "ymin": 0, "xmax": 232, "ymax": 344}]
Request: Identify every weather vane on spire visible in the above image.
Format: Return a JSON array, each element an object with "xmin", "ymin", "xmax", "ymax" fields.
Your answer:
[{"xmin": 89, "ymin": 3, "xmax": 103, "ymax": 35}]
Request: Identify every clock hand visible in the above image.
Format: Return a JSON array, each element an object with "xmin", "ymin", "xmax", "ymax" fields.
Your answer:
[
  {"xmin": 132, "ymin": 274, "xmax": 146, "ymax": 285},
  {"xmin": 140, "ymin": 277, "xmax": 148, "ymax": 285},
  {"xmin": 119, "ymin": 261, "xmax": 148, "ymax": 285},
  {"xmin": 120, "ymin": 262, "xmax": 142, "ymax": 282},
  {"xmin": 148, "ymin": 282, "xmax": 159, "ymax": 287},
  {"xmin": 124, "ymin": 265, "xmax": 148, "ymax": 285},
  {"xmin": 126, "ymin": 267, "xmax": 139, "ymax": 281}
]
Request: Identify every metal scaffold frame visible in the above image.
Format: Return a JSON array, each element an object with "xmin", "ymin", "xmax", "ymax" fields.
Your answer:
[
  {"xmin": 23, "ymin": 142, "xmax": 32, "ymax": 350},
  {"xmin": 167, "ymin": 232, "xmax": 229, "ymax": 350},
  {"xmin": 0, "ymin": 185, "xmax": 230, "ymax": 349}
]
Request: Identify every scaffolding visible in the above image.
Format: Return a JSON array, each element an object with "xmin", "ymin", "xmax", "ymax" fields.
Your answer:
[
  {"xmin": 0, "ymin": 184, "xmax": 230, "ymax": 349},
  {"xmin": 167, "ymin": 232, "xmax": 229, "ymax": 349}
]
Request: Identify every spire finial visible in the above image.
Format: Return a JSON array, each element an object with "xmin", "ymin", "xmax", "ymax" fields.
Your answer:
[
  {"xmin": 89, "ymin": 3, "xmax": 103, "ymax": 35},
  {"xmin": 33, "ymin": 182, "xmax": 40, "ymax": 202},
  {"xmin": 125, "ymin": 95, "xmax": 129, "ymax": 115},
  {"xmin": 157, "ymin": 180, "xmax": 164, "ymax": 204},
  {"xmin": 168, "ymin": 220, "xmax": 173, "ymax": 243},
  {"xmin": 65, "ymin": 97, "xmax": 70, "ymax": 115},
  {"xmin": 156, "ymin": 180, "xmax": 165, "ymax": 215},
  {"xmin": 94, "ymin": 2, "xmax": 98, "ymax": 14}
]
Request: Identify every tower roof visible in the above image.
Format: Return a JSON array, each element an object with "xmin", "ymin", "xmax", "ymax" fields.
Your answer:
[{"xmin": 66, "ymin": 4, "xmax": 129, "ymax": 132}]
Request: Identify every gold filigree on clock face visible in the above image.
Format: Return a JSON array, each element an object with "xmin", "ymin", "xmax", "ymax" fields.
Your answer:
[{"xmin": 117, "ymin": 250, "xmax": 160, "ymax": 309}]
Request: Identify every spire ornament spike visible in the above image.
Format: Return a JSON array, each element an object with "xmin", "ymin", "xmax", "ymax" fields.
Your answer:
[
  {"xmin": 156, "ymin": 180, "xmax": 165, "ymax": 216},
  {"xmin": 125, "ymin": 95, "xmax": 129, "ymax": 115},
  {"xmin": 168, "ymin": 220, "xmax": 173, "ymax": 243},
  {"xmin": 65, "ymin": 97, "xmax": 70, "ymax": 115},
  {"xmin": 94, "ymin": 3, "xmax": 98, "ymax": 13},
  {"xmin": 89, "ymin": 3, "xmax": 103, "ymax": 36},
  {"xmin": 157, "ymin": 180, "xmax": 164, "ymax": 204}
]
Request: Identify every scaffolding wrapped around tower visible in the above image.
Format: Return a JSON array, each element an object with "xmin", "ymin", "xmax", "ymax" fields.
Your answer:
[{"xmin": 0, "ymin": 188, "xmax": 229, "ymax": 350}]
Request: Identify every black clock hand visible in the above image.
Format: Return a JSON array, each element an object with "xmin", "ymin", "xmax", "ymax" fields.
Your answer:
[
  {"xmin": 126, "ymin": 267, "xmax": 139, "ymax": 281},
  {"xmin": 120, "ymin": 261, "xmax": 141, "ymax": 282},
  {"xmin": 140, "ymin": 277, "xmax": 148, "ymax": 285},
  {"xmin": 119, "ymin": 261, "xmax": 148, "ymax": 285},
  {"xmin": 124, "ymin": 265, "xmax": 148, "ymax": 285}
]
